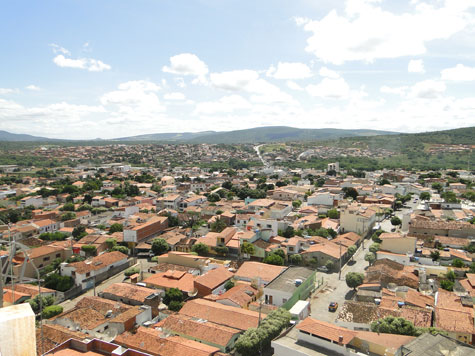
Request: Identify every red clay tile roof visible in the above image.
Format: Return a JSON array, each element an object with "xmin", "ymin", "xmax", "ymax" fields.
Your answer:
[
  {"xmin": 179, "ymin": 298, "xmax": 260, "ymax": 331},
  {"xmin": 296, "ymin": 317, "xmax": 357, "ymax": 345},
  {"xmin": 114, "ymin": 326, "xmax": 219, "ymax": 356},
  {"xmin": 194, "ymin": 267, "xmax": 233, "ymax": 290}
]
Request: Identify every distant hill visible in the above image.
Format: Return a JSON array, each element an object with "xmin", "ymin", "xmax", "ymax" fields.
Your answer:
[
  {"xmin": 0, "ymin": 130, "xmax": 54, "ymax": 142},
  {"xmin": 334, "ymin": 126, "xmax": 475, "ymax": 152},
  {"xmin": 115, "ymin": 126, "xmax": 399, "ymax": 144},
  {"xmin": 115, "ymin": 131, "xmax": 216, "ymax": 141}
]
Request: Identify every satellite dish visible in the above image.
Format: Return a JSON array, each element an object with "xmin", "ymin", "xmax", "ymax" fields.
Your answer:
[{"xmin": 188, "ymin": 288, "xmax": 198, "ymax": 297}]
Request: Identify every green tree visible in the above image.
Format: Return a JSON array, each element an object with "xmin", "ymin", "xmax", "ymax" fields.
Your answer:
[
  {"xmin": 210, "ymin": 218, "xmax": 227, "ymax": 233},
  {"xmin": 60, "ymin": 202, "xmax": 75, "ymax": 211},
  {"xmin": 112, "ymin": 245, "xmax": 128, "ymax": 254},
  {"xmin": 452, "ymin": 258, "xmax": 465, "ymax": 268},
  {"xmin": 235, "ymin": 308, "xmax": 291, "ymax": 356},
  {"xmin": 430, "ymin": 250, "xmax": 440, "ymax": 261},
  {"xmin": 325, "ymin": 260, "xmax": 335, "ymax": 270},
  {"xmin": 192, "ymin": 242, "xmax": 209, "ymax": 256},
  {"xmin": 109, "ymin": 223, "xmax": 123, "ymax": 233},
  {"xmin": 105, "ymin": 238, "xmax": 117, "ymax": 250},
  {"xmin": 391, "ymin": 216, "xmax": 402, "ymax": 226},
  {"xmin": 81, "ymin": 244, "xmax": 97, "ymax": 256},
  {"xmin": 214, "ymin": 245, "xmax": 229, "ymax": 256},
  {"xmin": 369, "ymin": 243, "xmax": 380, "ymax": 253},
  {"xmin": 370, "ymin": 316, "xmax": 418, "ymax": 336},
  {"xmin": 42, "ymin": 305, "xmax": 63, "ymax": 319},
  {"xmin": 440, "ymin": 280, "xmax": 454, "ymax": 291},
  {"xmin": 446, "ymin": 270, "xmax": 456, "ymax": 282},
  {"xmin": 345, "ymin": 272, "xmax": 364, "ymax": 290},
  {"xmin": 207, "ymin": 193, "xmax": 221, "ymax": 202},
  {"xmin": 327, "ymin": 208, "xmax": 339, "ymax": 219},
  {"xmin": 241, "ymin": 241, "xmax": 255, "ymax": 256},
  {"xmin": 292, "ymin": 200, "xmax": 302, "ymax": 209},
  {"xmin": 420, "ymin": 192, "xmax": 431, "ymax": 201},
  {"xmin": 289, "ymin": 254, "xmax": 303, "ymax": 265},
  {"xmin": 264, "ymin": 253, "xmax": 284, "ymax": 266},
  {"xmin": 347, "ymin": 245, "xmax": 357, "ymax": 261},
  {"xmin": 72, "ymin": 225, "xmax": 87, "ymax": 240},
  {"xmin": 60, "ymin": 212, "xmax": 76, "ymax": 221},
  {"xmin": 365, "ymin": 252, "xmax": 376, "ymax": 266},
  {"xmin": 168, "ymin": 300, "xmax": 184, "ymax": 311},
  {"xmin": 44, "ymin": 273, "xmax": 74, "ymax": 292},
  {"xmin": 431, "ymin": 182, "xmax": 443, "ymax": 194},
  {"xmin": 151, "ymin": 238, "xmax": 169, "ymax": 256},
  {"xmin": 343, "ymin": 187, "xmax": 358, "ymax": 200},
  {"xmin": 441, "ymin": 191, "xmax": 459, "ymax": 203},
  {"xmin": 163, "ymin": 288, "xmax": 183, "ymax": 305}
]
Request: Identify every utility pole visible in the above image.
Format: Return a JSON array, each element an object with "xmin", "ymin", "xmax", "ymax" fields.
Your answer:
[
  {"xmin": 338, "ymin": 242, "xmax": 342, "ymax": 280},
  {"xmin": 0, "ymin": 258, "xmax": 3, "ymax": 308}
]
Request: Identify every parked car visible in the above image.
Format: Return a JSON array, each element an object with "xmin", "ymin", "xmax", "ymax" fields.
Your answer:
[
  {"xmin": 328, "ymin": 302, "xmax": 338, "ymax": 312},
  {"xmin": 317, "ymin": 266, "xmax": 329, "ymax": 273}
]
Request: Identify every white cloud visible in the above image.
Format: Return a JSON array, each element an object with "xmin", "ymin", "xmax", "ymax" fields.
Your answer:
[
  {"xmin": 319, "ymin": 66, "xmax": 340, "ymax": 79},
  {"xmin": 306, "ymin": 77, "xmax": 350, "ymax": 99},
  {"xmin": 194, "ymin": 95, "xmax": 251, "ymax": 115},
  {"xmin": 209, "ymin": 70, "xmax": 297, "ymax": 105},
  {"xmin": 101, "ymin": 80, "xmax": 165, "ymax": 122},
  {"xmin": 380, "ymin": 85, "xmax": 409, "ymax": 96},
  {"xmin": 441, "ymin": 63, "xmax": 475, "ymax": 81},
  {"xmin": 0, "ymin": 88, "xmax": 17, "ymax": 95},
  {"xmin": 175, "ymin": 78, "xmax": 186, "ymax": 88},
  {"xmin": 409, "ymin": 79, "xmax": 446, "ymax": 99},
  {"xmin": 266, "ymin": 62, "xmax": 312, "ymax": 79},
  {"xmin": 53, "ymin": 54, "xmax": 111, "ymax": 72},
  {"xmin": 162, "ymin": 53, "xmax": 208, "ymax": 78},
  {"xmin": 210, "ymin": 70, "xmax": 259, "ymax": 91},
  {"xmin": 164, "ymin": 92, "xmax": 186, "ymax": 100},
  {"xmin": 299, "ymin": 0, "xmax": 475, "ymax": 64},
  {"xmin": 408, "ymin": 59, "xmax": 425, "ymax": 73},
  {"xmin": 287, "ymin": 80, "xmax": 304, "ymax": 91},
  {"xmin": 50, "ymin": 43, "xmax": 70, "ymax": 55},
  {"xmin": 26, "ymin": 85, "xmax": 41, "ymax": 91}
]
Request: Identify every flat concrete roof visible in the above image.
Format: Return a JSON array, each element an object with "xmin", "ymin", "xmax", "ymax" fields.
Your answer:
[{"xmin": 264, "ymin": 266, "xmax": 315, "ymax": 293}]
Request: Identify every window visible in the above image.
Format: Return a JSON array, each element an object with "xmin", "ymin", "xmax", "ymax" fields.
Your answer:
[
  {"xmin": 86, "ymin": 272, "xmax": 90, "ymax": 277},
  {"xmin": 56, "ymin": 253, "xmax": 61, "ymax": 258},
  {"xmin": 43, "ymin": 257, "xmax": 50, "ymax": 262},
  {"xmin": 289, "ymin": 247, "xmax": 294, "ymax": 252},
  {"xmin": 266, "ymin": 224, "xmax": 272, "ymax": 228}
]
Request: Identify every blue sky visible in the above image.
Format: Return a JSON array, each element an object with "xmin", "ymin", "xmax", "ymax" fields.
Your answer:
[{"xmin": 1, "ymin": 0, "xmax": 475, "ymax": 139}]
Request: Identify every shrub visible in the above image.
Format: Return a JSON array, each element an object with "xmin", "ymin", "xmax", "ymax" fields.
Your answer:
[
  {"xmin": 224, "ymin": 280, "xmax": 235, "ymax": 291},
  {"xmin": 109, "ymin": 223, "xmax": 123, "ymax": 233},
  {"xmin": 264, "ymin": 253, "xmax": 284, "ymax": 266},
  {"xmin": 192, "ymin": 243, "xmax": 209, "ymax": 256},
  {"xmin": 42, "ymin": 305, "xmax": 63, "ymax": 319},
  {"xmin": 44, "ymin": 273, "xmax": 74, "ymax": 292},
  {"xmin": 235, "ymin": 308, "xmax": 291, "ymax": 356},
  {"xmin": 124, "ymin": 267, "xmax": 140, "ymax": 277}
]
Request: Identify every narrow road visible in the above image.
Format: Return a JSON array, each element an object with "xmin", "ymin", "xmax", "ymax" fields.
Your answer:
[
  {"xmin": 254, "ymin": 144, "xmax": 269, "ymax": 168},
  {"xmin": 310, "ymin": 241, "xmax": 371, "ymax": 323}
]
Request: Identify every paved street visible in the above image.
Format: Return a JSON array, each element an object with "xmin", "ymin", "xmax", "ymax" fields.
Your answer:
[{"xmin": 310, "ymin": 240, "xmax": 371, "ymax": 323}]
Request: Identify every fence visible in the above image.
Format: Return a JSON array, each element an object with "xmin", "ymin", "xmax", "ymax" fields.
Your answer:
[{"xmin": 282, "ymin": 271, "xmax": 318, "ymax": 311}]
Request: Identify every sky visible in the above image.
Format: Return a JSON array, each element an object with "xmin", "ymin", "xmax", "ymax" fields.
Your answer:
[{"xmin": 1, "ymin": 0, "xmax": 475, "ymax": 139}]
